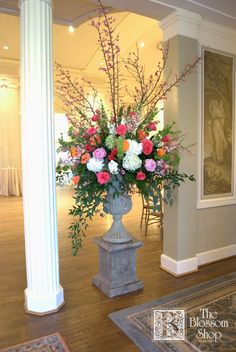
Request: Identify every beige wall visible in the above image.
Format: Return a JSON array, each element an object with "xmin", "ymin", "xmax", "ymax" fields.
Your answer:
[
  {"xmin": 164, "ymin": 34, "xmax": 236, "ymax": 262},
  {"xmin": 197, "ymin": 207, "xmax": 236, "ymax": 252}
]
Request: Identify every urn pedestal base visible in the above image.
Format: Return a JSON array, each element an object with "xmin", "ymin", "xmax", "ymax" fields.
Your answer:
[{"xmin": 92, "ymin": 236, "xmax": 144, "ymax": 298}]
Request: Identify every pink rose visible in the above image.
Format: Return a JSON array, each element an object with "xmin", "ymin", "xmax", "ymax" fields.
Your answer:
[
  {"xmin": 162, "ymin": 135, "xmax": 170, "ymax": 143},
  {"xmin": 93, "ymin": 147, "xmax": 107, "ymax": 160},
  {"xmin": 147, "ymin": 122, "xmax": 157, "ymax": 131},
  {"xmin": 92, "ymin": 114, "xmax": 100, "ymax": 122},
  {"xmin": 136, "ymin": 171, "xmax": 146, "ymax": 181},
  {"xmin": 97, "ymin": 172, "xmax": 111, "ymax": 185},
  {"xmin": 86, "ymin": 127, "xmax": 97, "ymax": 135},
  {"xmin": 144, "ymin": 159, "xmax": 156, "ymax": 172},
  {"xmin": 116, "ymin": 124, "xmax": 127, "ymax": 136},
  {"xmin": 142, "ymin": 139, "xmax": 153, "ymax": 155}
]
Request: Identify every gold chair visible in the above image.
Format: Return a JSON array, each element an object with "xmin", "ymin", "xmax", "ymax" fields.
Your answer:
[{"xmin": 140, "ymin": 189, "xmax": 163, "ymax": 240}]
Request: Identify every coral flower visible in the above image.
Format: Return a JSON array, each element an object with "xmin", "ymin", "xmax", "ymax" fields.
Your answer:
[
  {"xmin": 157, "ymin": 148, "xmax": 166, "ymax": 157},
  {"xmin": 97, "ymin": 171, "xmax": 111, "ymax": 185},
  {"xmin": 72, "ymin": 175, "xmax": 80, "ymax": 185},
  {"xmin": 70, "ymin": 147, "xmax": 78, "ymax": 158},
  {"xmin": 142, "ymin": 139, "xmax": 153, "ymax": 155},
  {"xmin": 80, "ymin": 153, "xmax": 91, "ymax": 164},
  {"xmin": 122, "ymin": 140, "xmax": 130, "ymax": 152},
  {"xmin": 116, "ymin": 124, "xmax": 127, "ymax": 136},
  {"xmin": 136, "ymin": 171, "xmax": 146, "ymax": 181},
  {"xmin": 137, "ymin": 130, "xmax": 146, "ymax": 140}
]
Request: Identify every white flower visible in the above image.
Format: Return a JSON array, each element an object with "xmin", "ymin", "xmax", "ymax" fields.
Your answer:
[
  {"xmin": 126, "ymin": 139, "xmax": 143, "ymax": 155},
  {"xmin": 108, "ymin": 160, "xmax": 119, "ymax": 174},
  {"xmin": 108, "ymin": 124, "xmax": 116, "ymax": 135},
  {"xmin": 86, "ymin": 157, "xmax": 104, "ymax": 173},
  {"xmin": 122, "ymin": 153, "xmax": 142, "ymax": 171}
]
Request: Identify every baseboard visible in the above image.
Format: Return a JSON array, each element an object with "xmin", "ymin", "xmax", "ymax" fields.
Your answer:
[
  {"xmin": 160, "ymin": 254, "xmax": 198, "ymax": 276},
  {"xmin": 197, "ymin": 244, "xmax": 236, "ymax": 266}
]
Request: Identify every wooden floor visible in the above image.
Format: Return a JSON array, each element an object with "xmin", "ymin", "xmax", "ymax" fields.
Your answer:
[{"xmin": 0, "ymin": 187, "xmax": 235, "ymax": 351}]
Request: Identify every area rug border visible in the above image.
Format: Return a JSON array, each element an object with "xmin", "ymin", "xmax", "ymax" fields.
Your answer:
[
  {"xmin": 109, "ymin": 271, "xmax": 236, "ymax": 352},
  {"xmin": 0, "ymin": 332, "xmax": 70, "ymax": 352}
]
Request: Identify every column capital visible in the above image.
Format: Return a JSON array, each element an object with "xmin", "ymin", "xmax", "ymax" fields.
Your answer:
[
  {"xmin": 159, "ymin": 9, "xmax": 202, "ymax": 41},
  {"xmin": 19, "ymin": 0, "xmax": 52, "ymax": 7}
]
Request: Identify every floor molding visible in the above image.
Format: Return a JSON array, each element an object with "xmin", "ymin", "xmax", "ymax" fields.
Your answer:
[
  {"xmin": 160, "ymin": 254, "xmax": 198, "ymax": 276},
  {"xmin": 197, "ymin": 243, "xmax": 236, "ymax": 266}
]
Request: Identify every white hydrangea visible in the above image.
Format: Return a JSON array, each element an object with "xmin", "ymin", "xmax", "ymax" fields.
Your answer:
[
  {"xmin": 126, "ymin": 139, "xmax": 143, "ymax": 155},
  {"xmin": 86, "ymin": 157, "xmax": 104, "ymax": 173},
  {"xmin": 122, "ymin": 153, "xmax": 142, "ymax": 171},
  {"xmin": 108, "ymin": 160, "xmax": 119, "ymax": 174}
]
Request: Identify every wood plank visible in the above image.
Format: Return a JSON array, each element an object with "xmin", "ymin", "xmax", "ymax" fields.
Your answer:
[{"xmin": 0, "ymin": 187, "xmax": 235, "ymax": 351}]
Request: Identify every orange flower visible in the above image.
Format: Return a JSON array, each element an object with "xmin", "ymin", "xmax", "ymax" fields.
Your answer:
[
  {"xmin": 72, "ymin": 175, "xmax": 80, "ymax": 185},
  {"xmin": 95, "ymin": 135, "xmax": 101, "ymax": 145},
  {"xmin": 89, "ymin": 136, "xmax": 96, "ymax": 146},
  {"xmin": 80, "ymin": 153, "xmax": 90, "ymax": 164},
  {"xmin": 89, "ymin": 135, "xmax": 101, "ymax": 146},
  {"xmin": 157, "ymin": 148, "xmax": 166, "ymax": 157},
  {"xmin": 70, "ymin": 147, "xmax": 78, "ymax": 158},
  {"xmin": 137, "ymin": 130, "xmax": 146, "ymax": 140},
  {"xmin": 122, "ymin": 140, "xmax": 130, "ymax": 152}
]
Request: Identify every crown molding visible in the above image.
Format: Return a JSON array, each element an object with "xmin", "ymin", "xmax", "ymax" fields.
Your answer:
[
  {"xmin": 159, "ymin": 8, "xmax": 202, "ymax": 41},
  {"xmin": 199, "ymin": 19, "xmax": 236, "ymax": 42},
  {"xmin": 184, "ymin": 0, "xmax": 236, "ymax": 22}
]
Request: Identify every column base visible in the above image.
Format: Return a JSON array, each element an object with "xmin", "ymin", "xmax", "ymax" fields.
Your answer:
[
  {"xmin": 93, "ymin": 274, "xmax": 143, "ymax": 298},
  {"xmin": 24, "ymin": 285, "xmax": 64, "ymax": 315},
  {"xmin": 160, "ymin": 254, "xmax": 198, "ymax": 277}
]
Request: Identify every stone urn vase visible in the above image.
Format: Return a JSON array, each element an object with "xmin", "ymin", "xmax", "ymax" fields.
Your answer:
[{"xmin": 102, "ymin": 191, "xmax": 133, "ymax": 244}]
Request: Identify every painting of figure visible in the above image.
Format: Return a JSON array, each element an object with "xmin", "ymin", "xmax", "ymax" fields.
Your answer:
[{"xmin": 203, "ymin": 49, "xmax": 234, "ymax": 197}]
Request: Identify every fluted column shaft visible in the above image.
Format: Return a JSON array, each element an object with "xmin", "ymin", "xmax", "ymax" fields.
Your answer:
[{"xmin": 19, "ymin": 0, "xmax": 64, "ymax": 314}]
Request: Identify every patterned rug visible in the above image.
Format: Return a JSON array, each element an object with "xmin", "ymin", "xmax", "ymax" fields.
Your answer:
[
  {"xmin": 110, "ymin": 272, "xmax": 236, "ymax": 352},
  {"xmin": 0, "ymin": 333, "xmax": 70, "ymax": 352}
]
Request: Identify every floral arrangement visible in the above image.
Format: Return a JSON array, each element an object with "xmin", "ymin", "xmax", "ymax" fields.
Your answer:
[{"xmin": 56, "ymin": 1, "xmax": 199, "ymax": 255}]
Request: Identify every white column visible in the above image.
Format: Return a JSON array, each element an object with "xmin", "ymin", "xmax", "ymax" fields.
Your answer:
[{"xmin": 19, "ymin": 0, "xmax": 64, "ymax": 314}]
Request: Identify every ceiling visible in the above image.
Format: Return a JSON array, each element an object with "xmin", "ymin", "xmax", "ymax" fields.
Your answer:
[
  {"xmin": 0, "ymin": 0, "xmax": 236, "ymax": 28},
  {"xmin": 0, "ymin": 0, "xmax": 236, "ymax": 79},
  {"xmin": 0, "ymin": 11, "xmax": 161, "ymax": 77}
]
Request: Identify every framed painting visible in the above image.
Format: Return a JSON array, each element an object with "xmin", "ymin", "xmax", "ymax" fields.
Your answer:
[{"xmin": 198, "ymin": 48, "xmax": 236, "ymax": 208}]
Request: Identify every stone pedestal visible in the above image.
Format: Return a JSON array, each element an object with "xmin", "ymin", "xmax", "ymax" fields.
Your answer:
[{"xmin": 92, "ymin": 237, "xmax": 144, "ymax": 298}]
